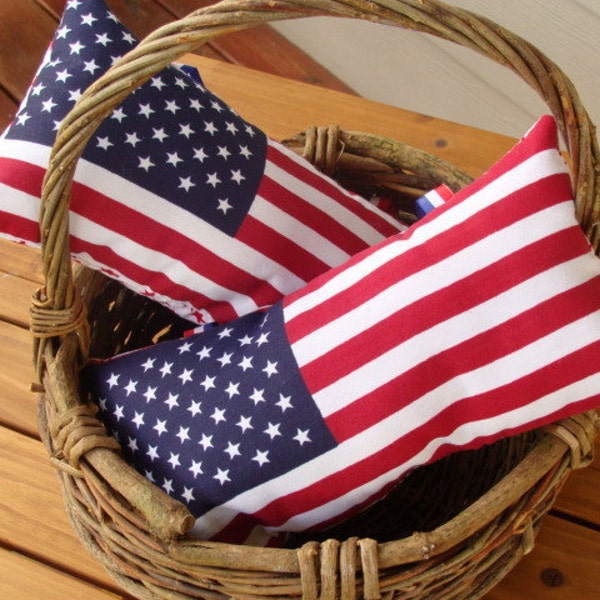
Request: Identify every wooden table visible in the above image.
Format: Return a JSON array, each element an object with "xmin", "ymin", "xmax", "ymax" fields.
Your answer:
[{"xmin": 0, "ymin": 55, "xmax": 599, "ymax": 600}]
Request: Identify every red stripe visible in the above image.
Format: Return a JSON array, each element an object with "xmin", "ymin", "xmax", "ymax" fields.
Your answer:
[
  {"xmin": 300, "ymin": 224, "xmax": 590, "ymax": 399},
  {"xmin": 247, "ymin": 339, "xmax": 599, "ymax": 531},
  {"xmin": 236, "ymin": 213, "xmax": 331, "ymax": 283},
  {"xmin": 268, "ymin": 144, "xmax": 400, "ymax": 238},
  {"xmin": 325, "ymin": 272, "xmax": 600, "ymax": 442},
  {"xmin": 285, "ymin": 172, "xmax": 573, "ymax": 343},
  {"xmin": 0, "ymin": 211, "xmax": 40, "ymax": 244},
  {"xmin": 0, "ymin": 156, "xmax": 44, "ymax": 199}
]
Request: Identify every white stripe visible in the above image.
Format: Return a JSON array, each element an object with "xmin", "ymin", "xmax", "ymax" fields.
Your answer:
[
  {"xmin": 284, "ymin": 148, "xmax": 568, "ymax": 322},
  {"xmin": 290, "ymin": 200, "xmax": 576, "ymax": 369},
  {"xmin": 1, "ymin": 138, "xmax": 304, "ymax": 296},
  {"xmin": 248, "ymin": 194, "xmax": 351, "ymax": 268},
  {"xmin": 268, "ymin": 140, "xmax": 401, "ymax": 238},
  {"xmin": 313, "ymin": 251, "xmax": 599, "ymax": 416},
  {"xmin": 194, "ymin": 309, "xmax": 600, "ymax": 537},
  {"xmin": 0, "ymin": 182, "xmax": 41, "ymax": 221}
]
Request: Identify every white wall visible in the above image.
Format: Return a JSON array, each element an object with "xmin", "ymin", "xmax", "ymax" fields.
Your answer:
[{"xmin": 273, "ymin": 0, "xmax": 600, "ymax": 138}]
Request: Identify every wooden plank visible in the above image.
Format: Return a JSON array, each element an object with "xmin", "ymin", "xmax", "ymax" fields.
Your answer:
[
  {"xmin": 0, "ymin": 239, "xmax": 43, "ymax": 282},
  {"xmin": 0, "ymin": 426, "xmax": 124, "ymax": 591},
  {"xmin": 0, "ymin": 321, "xmax": 38, "ymax": 436},
  {"xmin": 0, "ymin": 1, "xmax": 57, "ymax": 101},
  {"xmin": 0, "ymin": 547, "xmax": 126, "ymax": 600},
  {"xmin": 0, "ymin": 89, "xmax": 17, "ymax": 131},
  {"xmin": 485, "ymin": 515, "xmax": 600, "ymax": 599}
]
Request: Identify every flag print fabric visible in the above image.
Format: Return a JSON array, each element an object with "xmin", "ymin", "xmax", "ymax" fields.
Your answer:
[
  {"xmin": 0, "ymin": 0, "xmax": 401, "ymax": 325},
  {"xmin": 82, "ymin": 115, "xmax": 600, "ymax": 545}
]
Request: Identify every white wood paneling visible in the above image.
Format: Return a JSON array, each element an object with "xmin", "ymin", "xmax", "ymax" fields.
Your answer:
[{"xmin": 273, "ymin": 0, "xmax": 600, "ymax": 139}]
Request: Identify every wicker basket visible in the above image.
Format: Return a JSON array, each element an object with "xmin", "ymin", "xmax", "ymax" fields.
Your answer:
[{"xmin": 31, "ymin": 1, "xmax": 599, "ymax": 599}]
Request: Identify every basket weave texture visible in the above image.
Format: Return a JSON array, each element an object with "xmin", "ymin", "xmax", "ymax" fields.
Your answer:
[{"xmin": 31, "ymin": 1, "xmax": 599, "ymax": 599}]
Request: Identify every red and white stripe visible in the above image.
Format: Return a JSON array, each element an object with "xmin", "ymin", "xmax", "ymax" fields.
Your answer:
[{"xmin": 0, "ymin": 138, "xmax": 401, "ymax": 324}]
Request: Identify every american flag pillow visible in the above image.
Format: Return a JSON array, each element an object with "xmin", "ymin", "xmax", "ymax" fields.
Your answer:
[
  {"xmin": 82, "ymin": 116, "xmax": 600, "ymax": 545},
  {"xmin": 0, "ymin": 0, "xmax": 401, "ymax": 325}
]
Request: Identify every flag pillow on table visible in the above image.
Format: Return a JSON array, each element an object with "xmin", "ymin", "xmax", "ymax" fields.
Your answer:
[
  {"xmin": 0, "ymin": 0, "xmax": 401, "ymax": 325},
  {"xmin": 81, "ymin": 115, "xmax": 600, "ymax": 545}
]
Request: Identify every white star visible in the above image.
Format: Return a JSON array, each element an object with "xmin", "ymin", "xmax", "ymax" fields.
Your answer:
[
  {"xmin": 176, "ymin": 426, "xmax": 191, "ymax": 444},
  {"xmin": 255, "ymin": 332, "xmax": 270, "ymax": 347},
  {"xmin": 159, "ymin": 361, "xmax": 173, "ymax": 377},
  {"xmin": 190, "ymin": 98, "xmax": 203, "ymax": 111},
  {"xmin": 206, "ymin": 172, "xmax": 221, "ymax": 188},
  {"xmin": 96, "ymin": 136, "xmax": 113, "ymax": 150},
  {"xmin": 179, "ymin": 123, "xmax": 194, "ymax": 138},
  {"xmin": 150, "ymin": 77, "xmax": 166, "ymax": 91},
  {"xmin": 210, "ymin": 407, "xmax": 227, "ymax": 425},
  {"xmin": 138, "ymin": 103, "xmax": 155, "ymax": 119},
  {"xmin": 225, "ymin": 122, "xmax": 239, "ymax": 134},
  {"xmin": 69, "ymin": 40, "xmax": 85, "ymax": 55},
  {"xmin": 124, "ymin": 379, "xmax": 138, "ymax": 396},
  {"xmin": 200, "ymin": 375, "xmax": 216, "ymax": 391},
  {"xmin": 245, "ymin": 124, "xmax": 256, "ymax": 137},
  {"xmin": 217, "ymin": 352, "xmax": 233, "ymax": 367},
  {"xmin": 196, "ymin": 346, "xmax": 212, "ymax": 360},
  {"xmin": 178, "ymin": 341, "xmax": 193, "ymax": 354},
  {"xmin": 213, "ymin": 468, "xmax": 231, "ymax": 485},
  {"xmin": 178, "ymin": 176, "xmax": 195, "ymax": 192},
  {"xmin": 68, "ymin": 89, "xmax": 82, "ymax": 103},
  {"xmin": 239, "ymin": 145, "xmax": 252, "ymax": 159},
  {"xmin": 217, "ymin": 198, "xmax": 232, "ymax": 214},
  {"xmin": 125, "ymin": 132, "xmax": 142, "ymax": 146},
  {"xmin": 98, "ymin": 398, "xmax": 107, "ymax": 411},
  {"xmin": 263, "ymin": 360, "xmax": 278, "ymax": 378},
  {"xmin": 225, "ymin": 381, "xmax": 240, "ymax": 398},
  {"xmin": 55, "ymin": 69, "xmax": 71, "ymax": 83},
  {"xmin": 127, "ymin": 437, "xmax": 139, "ymax": 453},
  {"xmin": 111, "ymin": 107, "xmax": 126, "ymax": 123},
  {"xmin": 113, "ymin": 404, "xmax": 125, "ymax": 421},
  {"xmin": 141, "ymin": 357, "xmax": 155, "ymax": 372},
  {"xmin": 31, "ymin": 82, "xmax": 45, "ymax": 96},
  {"xmin": 164, "ymin": 392, "xmax": 179, "ymax": 411},
  {"xmin": 138, "ymin": 156, "xmax": 155, "ymax": 172},
  {"xmin": 204, "ymin": 121, "xmax": 218, "ymax": 135},
  {"xmin": 83, "ymin": 59, "xmax": 100, "ymax": 74},
  {"xmin": 210, "ymin": 100, "xmax": 224, "ymax": 113},
  {"xmin": 143, "ymin": 386, "xmax": 157, "ymax": 402},
  {"xmin": 187, "ymin": 400, "xmax": 202, "ymax": 417},
  {"xmin": 193, "ymin": 147, "xmax": 208, "ymax": 162},
  {"xmin": 249, "ymin": 388, "xmax": 265, "ymax": 405},
  {"xmin": 237, "ymin": 415, "xmax": 253, "ymax": 433},
  {"xmin": 165, "ymin": 100, "xmax": 180, "ymax": 114},
  {"xmin": 81, "ymin": 12, "xmax": 97, "ymax": 26},
  {"xmin": 166, "ymin": 152, "xmax": 183, "ymax": 167},
  {"xmin": 144, "ymin": 470, "xmax": 155, "ymax": 483},
  {"xmin": 218, "ymin": 327, "xmax": 232, "ymax": 339},
  {"xmin": 294, "ymin": 429, "xmax": 312, "ymax": 445},
  {"xmin": 217, "ymin": 146, "xmax": 231, "ymax": 160},
  {"xmin": 238, "ymin": 334, "xmax": 253, "ymax": 346},
  {"xmin": 162, "ymin": 478, "xmax": 174, "ymax": 494},
  {"xmin": 95, "ymin": 32, "xmax": 111, "ymax": 46},
  {"xmin": 182, "ymin": 487, "xmax": 195, "ymax": 503},
  {"xmin": 167, "ymin": 453, "xmax": 181, "ymax": 469},
  {"xmin": 153, "ymin": 419, "xmax": 168, "ymax": 437},
  {"xmin": 56, "ymin": 25, "xmax": 70, "ymax": 40},
  {"xmin": 276, "ymin": 394, "xmax": 293, "ymax": 412},
  {"xmin": 263, "ymin": 422, "xmax": 282, "ymax": 440},
  {"xmin": 252, "ymin": 450, "xmax": 270, "ymax": 467},
  {"xmin": 238, "ymin": 356, "xmax": 253, "ymax": 371},
  {"xmin": 174, "ymin": 77, "xmax": 187, "ymax": 89},
  {"xmin": 15, "ymin": 112, "xmax": 30, "ymax": 126},
  {"xmin": 152, "ymin": 127, "xmax": 168, "ymax": 142},
  {"xmin": 199, "ymin": 434, "xmax": 213, "ymax": 451},
  {"xmin": 106, "ymin": 372, "xmax": 120, "ymax": 388},
  {"xmin": 132, "ymin": 412, "xmax": 145, "ymax": 429},
  {"xmin": 189, "ymin": 460, "xmax": 203, "ymax": 478},
  {"xmin": 41, "ymin": 98, "xmax": 57, "ymax": 113},
  {"xmin": 146, "ymin": 445, "xmax": 160, "ymax": 461},
  {"xmin": 224, "ymin": 442, "xmax": 241, "ymax": 460},
  {"xmin": 231, "ymin": 169, "xmax": 245, "ymax": 184},
  {"xmin": 123, "ymin": 32, "xmax": 136, "ymax": 45},
  {"xmin": 178, "ymin": 368, "xmax": 194, "ymax": 384}
]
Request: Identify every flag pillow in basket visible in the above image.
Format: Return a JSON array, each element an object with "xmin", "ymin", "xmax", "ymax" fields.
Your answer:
[
  {"xmin": 82, "ymin": 115, "xmax": 600, "ymax": 545},
  {"xmin": 0, "ymin": 0, "xmax": 401, "ymax": 325}
]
